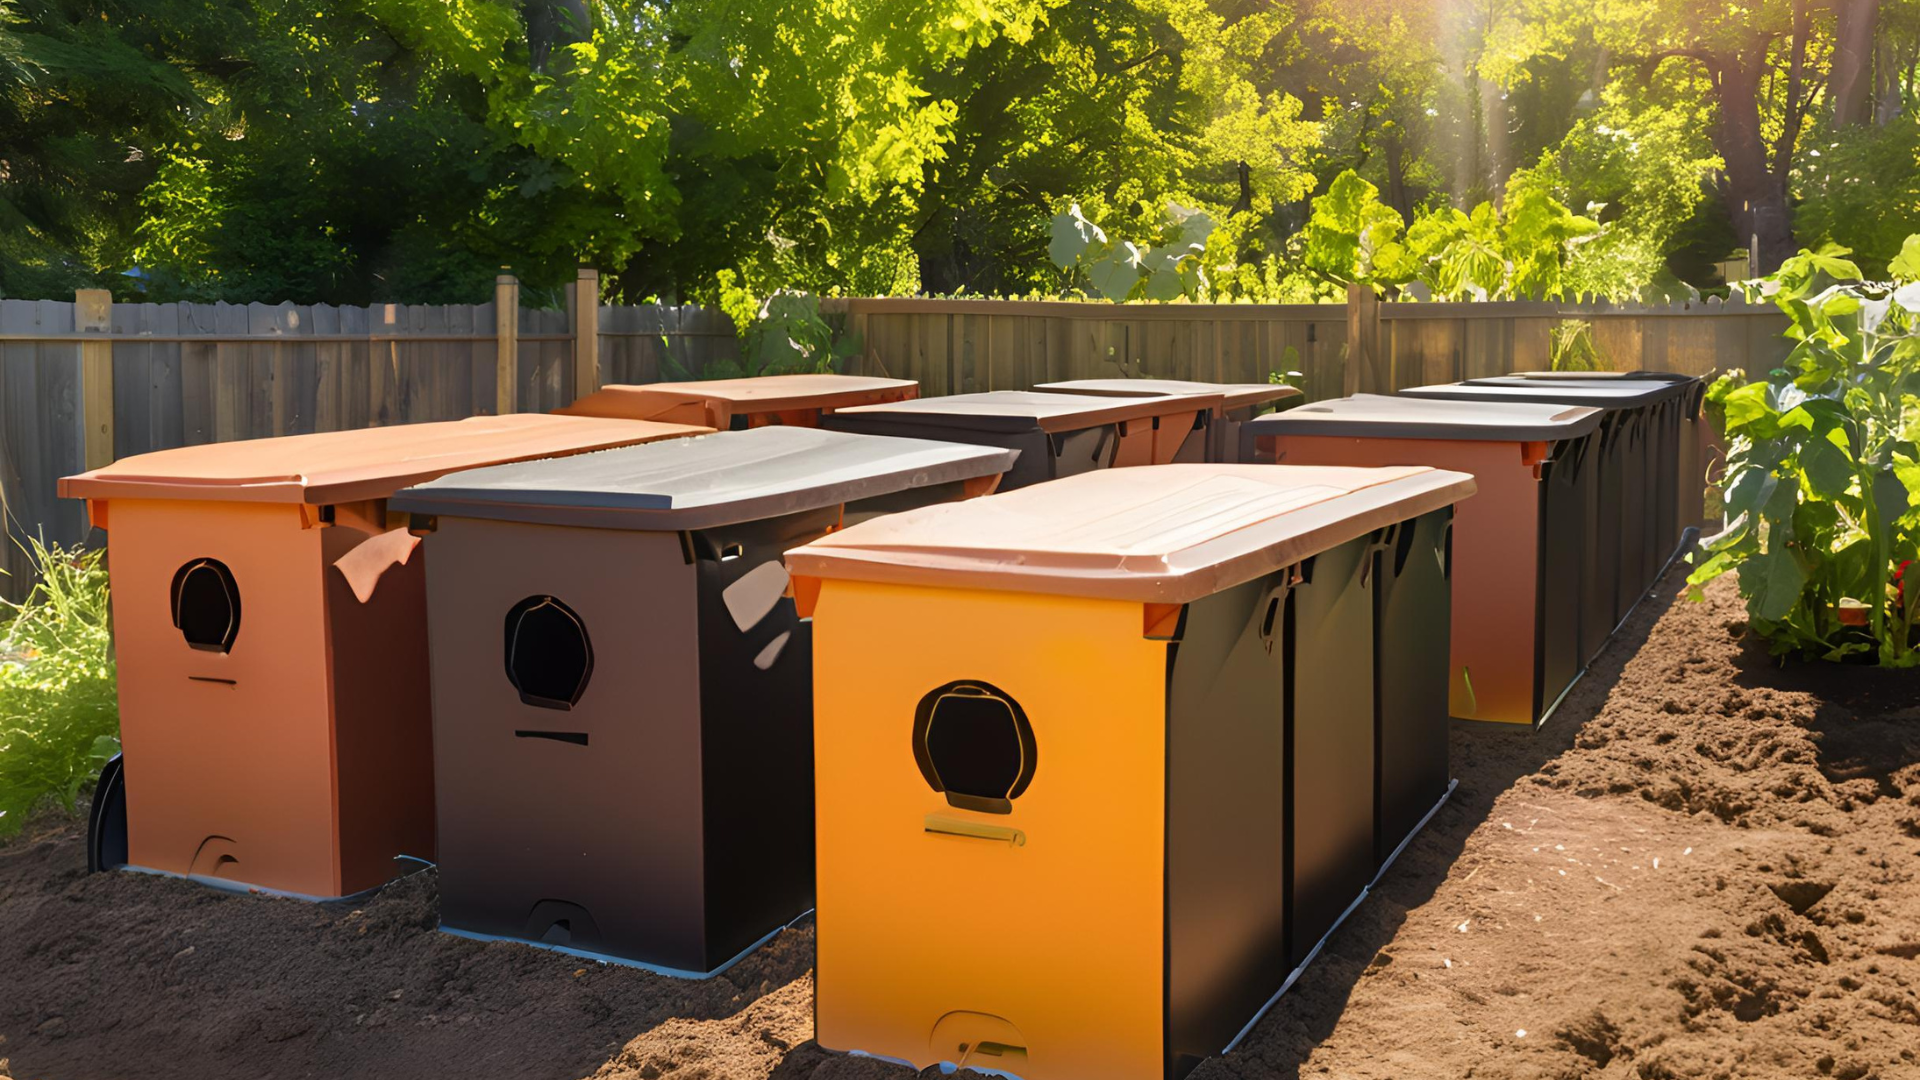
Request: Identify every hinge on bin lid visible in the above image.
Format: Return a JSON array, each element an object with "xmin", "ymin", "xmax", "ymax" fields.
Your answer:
[
  {"xmin": 1143, "ymin": 602, "xmax": 1184, "ymax": 640},
  {"xmin": 791, "ymin": 575, "xmax": 823, "ymax": 619}
]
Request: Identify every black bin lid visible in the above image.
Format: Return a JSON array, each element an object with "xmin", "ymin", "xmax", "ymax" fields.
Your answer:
[
  {"xmin": 389, "ymin": 426, "xmax": 1016, "ymax": 530},
  {"xmin": 1400, "ymin": 378, "xmax": 1687, "ymax": 410},
  {"xmin": 1245, "ymin": 393, "xmax": 1602, "ymax": 441}
]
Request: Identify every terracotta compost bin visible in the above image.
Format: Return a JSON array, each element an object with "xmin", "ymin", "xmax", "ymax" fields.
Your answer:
[
  {"xmin": 823, "ymin": 390, "xmax": 1215, "ymax": 489},
  {"xmin": 1245, "ymin": 394, "xmax": 1604, "ymax": 727},
  {"xmin": 1397, "ymin": 378, "xmax": 1692, "ymax": 633},
  {"xmin": 558, "ymin": 373, "xmax": 918, "ymax": 429},
  {"xmin": 58, "ymin": 414, "xmax": 709, "ymax": 900},
  {"xmin": 1030, "ymin": 378, "xmax": 1304, "ymax": 463},
  {"xmin": 386, "ymin": 426, "xmax": 1014, "ymax": 975},
  {"xmin": 786, "ymin": 463, "xmax": 1476, "ymax": 1080}
]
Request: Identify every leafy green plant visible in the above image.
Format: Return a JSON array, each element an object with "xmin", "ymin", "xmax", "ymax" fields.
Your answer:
[
  {"xmin": 1687, "ymin": 238, "xmax": 1920, "ymax": 665},
  {"xmin": 1550, "ymin": 320, "xmax": 1606, "ymax": 372},
  {"xmin": 1049, "ymin": 202, "xmax": 1218, "ymax": 302},
  {"xmin": 675, "ymin": 272, "xmax": 861, "ymax": 380},
  {"xmin": 0, "ymin": 538, "xmax": 119, "ymax": 835}
]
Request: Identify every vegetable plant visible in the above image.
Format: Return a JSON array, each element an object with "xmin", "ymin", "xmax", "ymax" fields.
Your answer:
[{"xmin": 1687, "ymin": 237, "xmax": 1920, "ymax": 665}]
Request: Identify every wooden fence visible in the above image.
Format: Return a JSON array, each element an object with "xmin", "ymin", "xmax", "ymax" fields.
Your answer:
[{"xmin": 1, "ymin": 283, "xmax": 1789, "ymax": 600}]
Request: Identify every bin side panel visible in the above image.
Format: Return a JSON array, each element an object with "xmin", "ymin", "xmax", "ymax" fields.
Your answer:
[
  {"xmin": 692, "ymin": 506, "xmax": 839, "ymax": 971},
  {"xmin": 323, "ymin": 522, "xmax": 437, "ymax": 894},
  {"xmin": 1539, "ymin": 438, "xmax": 1593, "ymax": 716},
  {"xmin": 1165, "ymin": 574, "xmax": 1289, "ymax": 1075},
  {"xmin": 424, "ymin": 518, "xmax": 708, "ymax": 969},
  {"xmin": 1264, "ymin": 435, "xmax": 1541, "ymax": 725},
  {"xmin": 1375, "ymin": 509, "xmax": 1453, "ymax": 862},
  {"xmin": 109, "ymin": 499, "xmax": 341, "ymax": 897},
  {"xmin": 811, "ymin": 581, "xmax": 1168, "ymax": 1080},
  {"xmin": 1286, "ymin": 537, "xmax": 1377, "ymax": 963}
]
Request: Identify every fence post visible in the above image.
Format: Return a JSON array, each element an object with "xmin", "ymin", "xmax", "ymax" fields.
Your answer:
[
  {"xmin": 75, "ymin": 289, "xmax": 115, "ymax": 470},
  {"xmin": 572, "ymin": 267, "xmax": 599, "ymax": 401},
  {"xmin": 1344, "ymin": 283, "xmax": 1381, "ymax": 396},
  {"xmin": 495, "ymin": 273, "xmax": 519, "ymax": 415}
]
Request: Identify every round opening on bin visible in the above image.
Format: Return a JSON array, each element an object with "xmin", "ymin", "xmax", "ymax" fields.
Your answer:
[
  {"xmin": 170, "ymin": 558, "xmax": 240, "ymax": 652},
  {"xmin": 912, "ymin": 681, "xmax": 1036, "ymax": 815},
  {"xmin": 504, "ymin": 596, "xmax": 594, "ymax": 710}
]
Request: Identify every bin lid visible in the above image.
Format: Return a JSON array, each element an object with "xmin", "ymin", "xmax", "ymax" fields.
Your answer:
[
  {"xmin": 785, "ymin": 463, "xmax": 1475, "ymax": 604},
  {"xmin": 1509, "ymin": 370, "xmax": 1700, "ymax": 384},
  {"xmin": 830, "ymin": 390, "xmax": 1208, "ymax": 434},
  {"xmin": 59, "ymin": 414, "xmax": 708, "ymax": 506},
  {"xmin": 1031, "ymin": 378, "xmax": 1300, "ymax": 412},
  {"xmin": 1399, "ymin": 378, "xmax": 1683, "ymax": 409},
  {"xmin": 388, "ymin": 426, "xmax": 1017, "ymax": 531},
  {"xmin": 558, "ymin": 374, "xmax": 917, "ymax": 423},
  {"xmin": 1244, "ymin": 393, "xmax": 1601, "ymax": 441}
]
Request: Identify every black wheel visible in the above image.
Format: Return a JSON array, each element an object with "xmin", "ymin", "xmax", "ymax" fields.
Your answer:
[{"xmin": 87, "ymin": 753, "xmax": 128, "ymax": 873}]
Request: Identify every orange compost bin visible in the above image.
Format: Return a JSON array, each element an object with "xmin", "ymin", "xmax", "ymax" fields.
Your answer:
[
  {"xmin": 558, "ymin": 373, "xmax": 918, "ymax": 430},
  {"xmin": 788, "ymin": 463, "xmax": 1477, "ymax": 1080},
  {"xmin": 58, "ymin": 414, "xmax": 708, "ymax": 899},
  {"xmin": 1031, "ymin": 378, "xmax": 1304, "ymax": 463},
  {"xmin": 1246, "ymin": 394, "xmax": 1603, "ymax": 727}
]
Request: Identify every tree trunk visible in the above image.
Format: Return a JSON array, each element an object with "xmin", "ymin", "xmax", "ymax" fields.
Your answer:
[
  {"xmin": 1714, "ymin": 61, "xmax": 1796, "ymax": 272},
  {"xmin": 1831, "ymin": 0, "xmax": 1881, "ymax": 126}
]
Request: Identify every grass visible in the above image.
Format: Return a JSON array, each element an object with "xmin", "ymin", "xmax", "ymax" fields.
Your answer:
[{"xmin": 0, "ymin": 536, "xmax": 118, "ymax": 836}]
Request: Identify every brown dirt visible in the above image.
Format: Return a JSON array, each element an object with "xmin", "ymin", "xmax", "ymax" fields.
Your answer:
[{"xmin": 5, "ymin": 571, "xmax": 1920, "ymax": 1080}]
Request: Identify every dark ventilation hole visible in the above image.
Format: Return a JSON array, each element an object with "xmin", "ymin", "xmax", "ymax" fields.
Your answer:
[
  {"xmin": 171, "ymin": 558, "xmax": 240, "ymax": 652},
  {"xmin": 913, "ymin": 681, "xmax": 1036, "ymax": 815},
  {"xmin": 504, "ymin": 596, "xmax": 594, "ymax": 711}
]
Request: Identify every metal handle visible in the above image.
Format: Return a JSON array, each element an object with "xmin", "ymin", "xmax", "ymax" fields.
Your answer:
[{"xmin": 924, "ymin": 815, "xmax": 1026, "ymax": 846}]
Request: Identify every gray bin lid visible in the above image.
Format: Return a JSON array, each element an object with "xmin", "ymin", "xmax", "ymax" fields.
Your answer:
[
  {"xmin": 829, "ymin": 390, "xmax": 1205, "ymax": 434},
  {"xmin": 1400, "ymin": 378, "xmax": 1684, "ymax": 409},
  {"xmin": 1244, "ymin": 394, "xmax": 1602, "ymax": 441},
  {"xmin": 1510, "ymin": 370, "xmax": 1701, "ymax": 384},
  {"xmin": 1031, "ymin": 378, "xmax": 1301, "ymax": 412},
  {"xmin": 389, "ymin": 426, "xmax": 1017, "ymax": 531}
]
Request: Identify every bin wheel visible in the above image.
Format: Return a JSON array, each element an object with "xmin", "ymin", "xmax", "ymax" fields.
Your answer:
[{"xmin": 87, "ymin": 753, "xmax": 129, "ymax": 873}]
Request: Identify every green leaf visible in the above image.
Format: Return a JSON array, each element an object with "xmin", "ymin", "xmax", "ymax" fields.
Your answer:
[
  {"xmin": 1890, "ymin": 234, "xmax": 1920, "ymax": 283},
  {"xmin": 1745, "ymin": 543, "xmax": 1808, "ymax": 623},
  {"xmin": 1799, "ymin": 429, "xmax": 1855, "ymax": 498},
  {"xmin": 1049, "ymin": 204, "xmax": 1106, "ymax": 271}
]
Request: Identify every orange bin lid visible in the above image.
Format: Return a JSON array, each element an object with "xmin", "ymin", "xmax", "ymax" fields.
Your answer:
[
  {"xmin": 59, "ymin": 414, "xmax": 709, "ymax": 506},
  {"xmin": 558, "ymin": 374, "xmax": 918, "ymax": 422},
  {"xmin": 786, "ymin": 463, "xmax": 1476, "ymax": 604},
  {"xmin": 1033, "ymin": 378, "xmax": 1301, "ymax": 413}
]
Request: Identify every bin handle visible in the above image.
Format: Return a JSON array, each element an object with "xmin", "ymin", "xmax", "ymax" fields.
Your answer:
[{"xmin": 924, "ymin": 815, "xmax": 1026, "ymax": 847}]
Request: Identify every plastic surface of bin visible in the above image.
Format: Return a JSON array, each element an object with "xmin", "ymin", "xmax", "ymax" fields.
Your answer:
[
  {"xmin": 558, "ymin": 373, "xmax": 918, "ymax": 430},
  {"xmin": 389, "ymin": 427, "xmax": 1014, "ymax": 974},
  {"xmin": 57, "ymin": 414, "xmax": 709, "ymax": 900},
  {"xmin": 1032, "ymin": 379, "xmax": 1304, "ymax": 463},
  {"xmin": 788, "ymin": 464, "xmax": 1474, "ymax": 1080},
  {"xmin": 823, "ymin": 390, "xmax": 1213, "ymax": 489},
  {"xmin": 1509, "ymin": 370, "xmax": 1712, "ymax": 531},
  {"xmin": 1399, "ymin": 379, "xmax": 1679, "ymax": 639},
  {"xmin": 1244, "ymin": 395, "xmax": 1602, "ymax": 727}
]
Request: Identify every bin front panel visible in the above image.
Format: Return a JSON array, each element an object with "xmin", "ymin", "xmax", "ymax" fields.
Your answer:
[
  {"xmin": 1262, "ymin": 436, "xmax": 1541, "ymax": 726},
  {"xmin": 1165, "ymin": 573, "xmax": 1289, "ymax": 1074},
  {"xmin": 692, "ymin": 507, "xmax": 834, "ymax": 970},
  {"xmin": 812, "ymin": 580, "xmax": 1169, "ymax": 1080},
  {"xmin": 425, "ymin": 516, "xmax": 709, "ymax": 969},
  {"xmin": 1375, "ymin": 509, "xmax": 1452, "ymax": 861},
  {"xmin": 1286, "ymin": 536, "xmax": 1378, "ymax": 959},
  {"xmin": 321, "ymin": 523, "xmax": 436, "ymax": 895},
  {"xmin": 108, "ymin": 499, "xmax": 340, "ymax": 897}
]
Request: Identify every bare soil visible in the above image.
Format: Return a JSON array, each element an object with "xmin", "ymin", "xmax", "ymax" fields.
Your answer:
[{"xmin": 4, "ymin": 571, "xmax": 1918, "ymax": 1080}]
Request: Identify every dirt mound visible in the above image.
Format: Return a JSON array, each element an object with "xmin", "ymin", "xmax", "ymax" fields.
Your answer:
[{"xmin": 4, "ymin": 571, "xmax": 1919, "ymax": 1080}]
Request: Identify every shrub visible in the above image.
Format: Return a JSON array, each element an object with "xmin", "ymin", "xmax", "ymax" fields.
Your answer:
[
  {"xmin": 0, "ymin": 538, "xmax": 119, "ymax": 834},
  {"xmin": 1687, "ymin": 238, "xmax": 1920, "ymax": 664}
]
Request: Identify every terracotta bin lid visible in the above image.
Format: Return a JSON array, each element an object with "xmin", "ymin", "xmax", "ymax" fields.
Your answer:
[
  {"xmin": 390, "ymin": 426, "xmax": 1016, "ymax": 531},
  {"xmin": 1032, "ymin": 378, "xmax": 1302, "ymax": 413},
  {"xmin": 786, "ymin": 463, "xmax": 1476, "ymax": 605},
  {"xmin": 59, "ymin": 414, "xmax": 709, "ymax": 506},
  {"xmin": 1246, "ymin": 394, "xmax": 1602, "ymax": 442},
  {"xmin": 558, "ymin": 374, "xmax": 918, "ymax": 426}
]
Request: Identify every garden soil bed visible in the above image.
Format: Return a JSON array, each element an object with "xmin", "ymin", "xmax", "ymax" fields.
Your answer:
[{"xmin": 4, "ymin": 571, "xmax": 1920, "ymax": 1080}]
